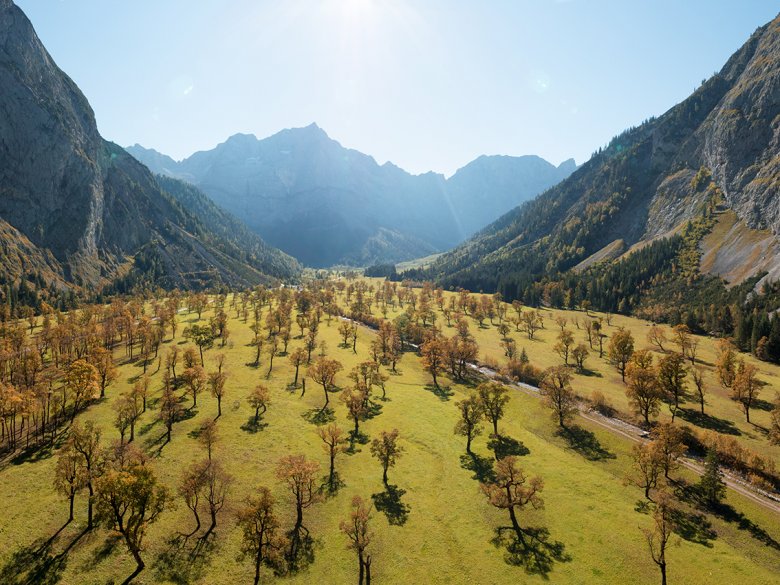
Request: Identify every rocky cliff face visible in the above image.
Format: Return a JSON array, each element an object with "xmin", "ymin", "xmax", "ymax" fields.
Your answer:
[
  {"xmin": 431, "ymin": 13, "xmax": 780, "ymax": 294},
  {"xmin": 0, "ymin": 0, "xmax": 299, "ymax": 289},
  {"xmin": 128, "ymin": 128, "xmax": 575, "ymax": 268}
]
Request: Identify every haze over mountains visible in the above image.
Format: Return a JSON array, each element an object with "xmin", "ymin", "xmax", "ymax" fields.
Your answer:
[
  {"xmin": 428, "ymin": 14, "xmax": 780, "ymax": 302},
  {"xmin": 127, "ymin": 131, "xmax": 575, "ymax": 267},
  {"xmin": 0, "ymin": 0, "xmax": 299, "ymax": 291}
]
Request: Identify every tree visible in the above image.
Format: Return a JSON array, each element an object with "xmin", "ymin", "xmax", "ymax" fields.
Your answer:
[
  {"xmin": 317, "ymin": 423, "xmax": 347, "ymax": 491},
  {"xmin": 553, "ymin": 329, "xmax": 574, "ymax": 365},
  {"xmin": 731, "ymin": 361, "xmax": 760, "ymax": 423},
  {"xmin": 647, "ymin": 325, "xmax": 667, "ymax": 353},
  {"xmin": 571, "ymin": 343, "xmax": 589, "ymax": 372},
  {"xmin": 340, "ymin": 495, "xmax": 374, "ymax": 585},
  {"xmin": 370, "ymin": 429, "xmax": 404, "ymax": 486},
  {"xmin": 183, "ymin": 365, "xmax": 207, "ymax": 409},
  {"xmin": 698, "ymin": 448, "xmax": 726, "ymax": 506},
  {"xmin": 159, "ymin": 383, "xmax": 183, "ymax": 443},
  {"xmin": 480, "ymin": 456, "xmax": 543, "ymax": 541},
  {"xmin": 199, "ymin": 420, "xmax": 219, "ymax": 461},
  {"xmin": 276, "ymin": 454, "xmax": 322, "ymax": 566},
  {"xmin": 288, "ymin": 348, "xmax": 307, "ymax": 388},
  {"xmin": 237, "ymin": 486, "xmax": 286, "ymax": 585},
  {"xmin": 454, "ymin": 393, "xmax": 483, "ymax": 454},
  {"xmin": 691, "ymin": 366, "xmax": 707, "ymax": 415},
  {"xmin": 625, "ymin": 351, "xmax": 662, "ymax": 426},
  {"xmin": 66, "ymin": 359, "xmax": 100, "ymax": 420},
  {"xmin": 247, "ymin": 384, "xmax": 271, "ymax": 423},
  {"xmin": 203, "ymin": 459, "xmax": 232, "ymax": 538},
  {"xmin": 342, "ymin": 387, "xmax": 369, "ymax": 439},
  {"xmin": 70, "ymin": 420, "xmax": 103, "ymax": 529},
  {"xmin": 209, "ymin": 371, "xmax": 228, "ymax": 418},
  {"xmin": 266, "ymin": 335, "xmax": 279, "ymax": 378},
  {"xmin": 54, "ymin": 441, "xmax": 85, "ymax": 524},
  {"xmin": 113, "ymin": 394, "xmax": 136, "ymax": 445},
  {"xmin": 770, "ymin": 398, "xmax": 780, "ymax": 445},
  {"xmin": 184, "ymin": 324, "xmax": 216, "ymax": 366},
  {"xmin": 642, "ymin": 492, "xmax": 676, "ymax": 585},
  {"xmin": 625, "ymin": 442, "xmax": 662, "ymax": 500},
  {"xmin": 90, "ymin": 347, "xmax": 117, "ymax": 398},
  {"xmin": 716, "ymin": 339, "xmax": 737, "ymax": 388},
  {"xmin": 608, "ymin": 329, "xmax": 634, "ymax": 382},
  {"xmin": 539, "ymin": 366, "xmax": 577, "ymax": 427},
  {"xmin": 420, "ymin": 335, "xmax": 447, "ymax": 389},
  {"xmin": 657, "ymin": 352, "xmax": 687, "ymax": 422},
  {"xmin": 95, "ymin": 451, "xmax": 168, "ymax": 581},
  {"xmin": 477, "ymin": 382, "xmax": 509, "ymax": 437},
  {"xmin": 651, "ymin": 423, "xmax": 686, "ymax": 480},
  {"xmin": 179, "ymin": 459, "xmax": 207, "ymax": 537},
  {"xmin": 309, "ymin": 358, "xmax": 343, "ymax": 410}
]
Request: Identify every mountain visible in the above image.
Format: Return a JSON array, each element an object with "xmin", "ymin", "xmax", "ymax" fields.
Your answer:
[
  {"xmin": 427, "ymin": 14, "xmax": 780, "ymax": 309},
  {"xmin": 0, "ymin": 0, "xmax": 299, "ymax": 292},
  {"xmin": 446, "ymin": 155, "xmax": 576, "ymax": 237},
  {"xmin": 127, "ymin": 130, "xmax": 575, "ymax": 268}
]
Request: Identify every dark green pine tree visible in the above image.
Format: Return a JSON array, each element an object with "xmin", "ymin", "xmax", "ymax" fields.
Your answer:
[{"xmin": 699, "ymin": 448, "xmax": 726, "ymax": 507}]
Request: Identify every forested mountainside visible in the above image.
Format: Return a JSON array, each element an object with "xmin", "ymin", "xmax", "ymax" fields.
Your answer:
[
  {"xmin": 0, "ymin": 0, "xmax": 299, "ymax": 303},
  {"xmin": 420, "ymin": 14, "xmax": 780, "ymax": 343}
]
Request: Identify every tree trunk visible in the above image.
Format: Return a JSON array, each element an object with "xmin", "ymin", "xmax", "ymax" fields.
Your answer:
[
  {"xmin": 382, "ymin": 464, "xmax": 388, "ymax": 486},
  {"xmin": 365, "ymin": 555, "xmax": 371, "ymax": 585},
  {"xmin": 87, "ymin": 483, "xmax": 94, "ymax": 529},
  {"xmin": 217, "ymin": 396, "xmax": 222, "ymax": 418},
  {"xmin": 68, "ymin": 493, "xmax": 74, "ymax": 523},
  {"xmin": 253, "ymin": 549, "xmax": 262, "ymax": 585},
  {"xmin": 660, "ymin": 561, "xmax": 666, "ymax": 585},
  {"xmin": 358, "ymin": 551, "xmax": 365, "ymax": 585}
]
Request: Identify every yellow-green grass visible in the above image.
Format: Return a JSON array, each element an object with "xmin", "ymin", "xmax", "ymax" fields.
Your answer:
[
  {"xmin": 361, "ymin": 277, "xmax": 780, "ymax": 464},
  {"xmin": 0, "ymin": 295, "xmax": 778, "ymax": 584}
]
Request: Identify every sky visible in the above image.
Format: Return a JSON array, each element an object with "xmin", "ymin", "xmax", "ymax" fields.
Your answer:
[{"xmin": 16, "ymin": 0, "xmax": 779, "ymax": 176}]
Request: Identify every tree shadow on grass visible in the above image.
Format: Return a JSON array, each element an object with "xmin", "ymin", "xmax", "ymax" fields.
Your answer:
[
  {"xmin": 85, "ymin": 533, "xmax": 122, "ymax": 568},
  {"xmin": 240, "ymin": 417, "xmax": 269, "ymax": 434},
  {"xmin": 346, "ymin": 430, "xmax": 370, "ymax": 454},
  {"xmin": 9, "ymin": 432, "xmax": 66, "ymax": 467},
  {"xmin": 676, "ymin": 481, "xmax": 779, "ymax": 550},
  {"xmin": 372, "ymin": 484, "xmax": 410, "ymax": 526},
  {"xmin": 670, "ymin": 508, "xmax": 716, "ymax": 548},
  {"xmin": 302, "ymin": 407, "xmax": 336, "ymax": 426},
  {"xmin": 285, "ymin": 529, "xmax": 315, "ymax": 574},
  {"xmin": 154, "ymin": 533, "xmax": 215, "ymax": 585},
  {"xmin": 366, "ymin": 401, "xmax": 383, "ymax": 419},
  {"xmin": 319, "ymin": 471, "xmax": 346, "ymax": 497},
  {"xmin": 0, "ymin": 535, "xmax": 70, "ymax": 585},
  {"xmin": 488, "ymin": 435, "xmax": 530, "ymax": 459},
  {"xmin": 424, "ymin": 384, "xmax": 454, "ymax": 401},
  {"xmin": 677, "ymin": 408, "xmax": 741, "ymax": 436},
  {"xmin": 555, "ymin": 425, "xmax": 616, "ymax": 461},
  {"xmin": 492, "ymin": 526, "xmax": 570, "ymax": 577},
  {"xmin": 459, "ymin": 452, "xmax": 496, "ymax": 483},
  {"xmin": 752, "ymin": 398, "xmax": 774, "ymax": 412}
]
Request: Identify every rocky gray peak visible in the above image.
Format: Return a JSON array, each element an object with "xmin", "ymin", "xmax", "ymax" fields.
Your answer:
[
  {"xmin": 126, "ymin": 127, "xmax": 574, "ymax": 267},
  {"xmin": 0, "ymin": 0, "xmax": 299, "ymax": 288}
]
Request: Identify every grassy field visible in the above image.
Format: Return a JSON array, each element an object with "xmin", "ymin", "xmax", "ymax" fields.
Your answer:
[{"xmin": 0, "ymin": 284, "xmax": 778, "ymax": 584}]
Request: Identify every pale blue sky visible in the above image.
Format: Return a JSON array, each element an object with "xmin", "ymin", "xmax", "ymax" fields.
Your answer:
[{"xmin": 16, "ymin": 0, "xmax": 779, "ymax": 175}]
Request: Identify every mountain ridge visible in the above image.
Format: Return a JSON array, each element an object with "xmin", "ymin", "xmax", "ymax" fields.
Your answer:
[
  {"xmin": 126, "ymin": 129, "xmax": 576, "ymax": 267},
  {"xmin": 0, "ymin": 0, "xmax": 300, "ymax": 292},
  {"xmin": 425, "ymin": 13, "xmax": 780, "ymax": 310}
]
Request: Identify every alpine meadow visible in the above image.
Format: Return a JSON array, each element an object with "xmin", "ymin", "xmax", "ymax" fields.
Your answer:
[{"xmin": 1, "ymin": 1, "xmax": 779, "ymax": 584}]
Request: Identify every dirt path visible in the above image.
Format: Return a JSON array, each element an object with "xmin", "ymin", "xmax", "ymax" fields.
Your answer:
[
  {"xmin": 342, "ymin": 314, "xmax": 780, "ymax": 515},
  {"xmin": 470, "ymin": 364, "xmax": 780, "ymax": 515}
]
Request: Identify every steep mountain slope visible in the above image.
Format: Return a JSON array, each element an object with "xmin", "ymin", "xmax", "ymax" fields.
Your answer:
[
  {"xmin": 0, "ymin": 0, "xmax": 299, "ymax": 291},
  {"xmin": 429, "ymin": 14, "xmax": 780, "ymax": 301},
  {"xmin": 127, "ymin": 130, "xmax": 575, "ymax": 267},
  {"xmin": 446, "ymin": 155, "xmax": 576, "ymax": 237}
]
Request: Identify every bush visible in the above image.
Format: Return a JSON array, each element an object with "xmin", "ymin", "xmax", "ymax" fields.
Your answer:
[{"xmin": 589, "ymin": 391, "xmax": 615, "ymax": 417}]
